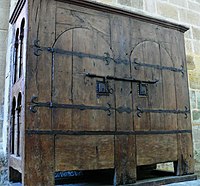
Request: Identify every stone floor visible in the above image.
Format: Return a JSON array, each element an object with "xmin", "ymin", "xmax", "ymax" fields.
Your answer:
[
  {"xmin": 165, "ymin": 179, "xmax": 200, "ymax": 185},
  {"xmin": 7, "ymin": 180, "xmax": 200, "ymax": 186}
]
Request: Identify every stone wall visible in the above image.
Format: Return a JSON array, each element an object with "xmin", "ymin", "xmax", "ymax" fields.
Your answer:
[{"xmin": 0, "ymin": 0, "xmax": 10, "ymax": 147}]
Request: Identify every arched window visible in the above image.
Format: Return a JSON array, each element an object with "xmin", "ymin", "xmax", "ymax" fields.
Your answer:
[
  {"xmin": 11, "ymin": 97, "xmax": 16, "ymax": 154},
  {"xmin": 14, "ymin": 29, "xmax": 19, "ymax": 84},
  {"xmin": 19, "ymin": 18, "xmax": 25, "ymax": 78},
  {"xmin": 17, "ymin": 93, "xmax": 22, "ymax": 157}
]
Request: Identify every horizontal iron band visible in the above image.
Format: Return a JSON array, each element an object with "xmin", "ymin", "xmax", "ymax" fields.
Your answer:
[
  {"xmin": 136, "ymin": 106, "xmax": 190, "ymax": 118},
  {"xmin": 137, "ymin": 108, "xmax": 190, "ymax": 114},
  {"xmin": 85, "ymin": 73, "xmax": 159, "ymax": 84},
  {"xmin": 33, "ymin": 40, "xmax": 114, "ymax": 65},
  {"xmin": 33, "ymin": 40, "xmax": 185, "ymax": 74},
  {"xmin": 134, "ymin": 59, "xmax": 184, "ymax": 74},
  {"xmin": 26, "ymin": 130, "xmax": 192, "ymax": 136},
  {"xmin": 30, "ymin": 97, "xmax": 190, "ymax": 118}
]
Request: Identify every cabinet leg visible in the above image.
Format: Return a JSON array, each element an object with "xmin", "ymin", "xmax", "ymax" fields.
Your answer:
[{"xmin": 114, "ymin": 135, "xmax": 136, "ymax": 185}]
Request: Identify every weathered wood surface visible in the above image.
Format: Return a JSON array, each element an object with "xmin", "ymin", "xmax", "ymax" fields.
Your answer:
[
  {"xmin": 24, "ymin": 134, "xmax": 54, "ymax": 186},
  {"xmin": 55, "ymin": 135, "xmax": 114, "ymax": 171},
  {"xmin": 26, "ymin": 0, "xmax": 56, "ymax": 130},
  {"xmin": 8, "ymin": 0, "xmax": 194, "ymax": 185},
  {"xmin": 136, "ymin": 134, "xmax": 178, "ymax": 166},
  {"xmin": 115, "ymin": 135, "xmax": 136, "ymax": 185}
]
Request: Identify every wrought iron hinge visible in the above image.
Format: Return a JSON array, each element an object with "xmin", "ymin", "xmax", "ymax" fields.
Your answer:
[
  {"xmin": 30, "ymin": 96, "xmax": 133, "ymax": 116},
  {"xmin": 136, "ymin": 106, "xmax": 190, "ymax": 118},
  {"xmin": 30, "ymin": 96, "xmax": 112, "ymax": 116},
  {"xmin": 33, "ymin": 40, "xmax": 114, "ymax": 66},
  {"xmin": 133, "ymin": 58, "xmax": 185, "ymax": 76}
]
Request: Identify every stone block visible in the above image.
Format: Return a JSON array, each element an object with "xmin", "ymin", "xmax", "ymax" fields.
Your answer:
[
  {"xmin": 186, "ymin": 55, "xmax": 195, "ymax": 71},
  {"xmin": 157, "ymin": 2, "xmax": 179, "ymax": 20},
  {"xmin": 185, "ymin": 40, "xmax": 193, "ymax": 54},
  {"xmin": 179, "ymin": 9, "xmax": 200, "ymax": 26},
  {"xmin": 189, "ymin": 1, "xmax": 200, "ymax": 13},
  {"xmin": 192, "ymin": 26, "xmax": 200, "ymax": 40},
  {"xmin": 117, "ymin": 0, "xmax": 131, "ymax": 6},
  {"xmin": 0, "ymin": 30, "xmax": 8, "ymax": 52},
  {"xmin": 131, "ymin": 0, "xmax": 143, "ymax": 10},
  {"xmin": 169, "ymin": 0, "xmax": 188, "ymax": 7},
  {"xmin": 144, "ymin": 0, "xmax": 156, "ymax": 13},
  {"xmin": 192, "ymin": 110, "xmax": 200, "ymax": 123},
  {"xmin": 196, "ymin": 91, "xmax": 200, "ymax": 109},
  {"xmin": 0, "ymin": 1, "xmax": 9, "ymax": 30},
  {"xmin": 190, "ymin": 90, "xmax": 196, "ymax": 109},
  {"xmin": 193, "ymin": 40, "xmax": 200, "ymax": 55},
  {"xmin": 192, "ymin": 126, "xmax": 200, "ymax": 142},
  {"xmin": 96, "ymin": 0, "xmax": 114, "ymax": 4},
  {"xmin": 189, "ymin": 70, "xmax": 200, "ymax": 89},
  {"xmin": 194, "ymin": 141, "xmax": 200, "ymax": 152}
]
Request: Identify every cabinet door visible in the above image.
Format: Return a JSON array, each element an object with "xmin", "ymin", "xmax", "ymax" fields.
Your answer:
[{"xmin": 53, "ymin": 5, "xmax": 115, "ymax": 171}]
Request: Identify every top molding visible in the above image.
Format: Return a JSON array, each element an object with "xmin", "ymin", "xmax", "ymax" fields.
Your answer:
[
  {"xmin": 56, "ymin": 0, "xmax": 189, "ymax": 33},
  {"xmin": 10, "ymin": 0, "xmax": 189, "ymax": 32},
  {"xmin": 9, "ymin": 0, "xmax": 26, "ymax": 24}
]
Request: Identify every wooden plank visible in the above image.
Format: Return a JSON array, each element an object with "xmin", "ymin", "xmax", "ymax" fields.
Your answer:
[
  {"xmin": 174, "ymin": 34, "xmax": 191, "ymax": 131},
  {"xmin": 115, "ymin": 135, "xmax": 136, "ymax": 185},
  {"xmin": 131, "ymin": 41, "xmax": 163, "ymax": 131},
  {"xmin": 176, "ymin": 133, "xmax": 194, "ymax": 175},
  {"xmin": 175, "ymin": 34, "xmax": 194, "ymax": 175},
  {"xmin": 132, "ymin": 83, "xmax": 150, "ymax": 131},
  {"xmin": 55, "ymin": 135, "xmax": 114, "ymax": 171},
  {"xmin": 26, "ymin": 0, "xmax": 56, "ymax": 130},
  {"xmin": 52, "ymin": 28, "xmax": 73, "ymax": 130},
  {"xmin": 115, "ymin": 81, "xmax": 133, "ymax": 131},
  {"xmin": 160, "ymin": 46, "xmax": 177, "ymax": 131},
  {"xmin": 136, "ymin": 134, "xmax": 178, "ymax": 166},
  {"xmin": 110, "ymin": 15, "xmax": 131, "ymax": 77},
  {"xmin": 72, "ymin": 28, "xmax": 114, "ymax": 76},
  {"xmin": 24, "ymin": 134, "xmax": 54, "ymax": 186},
  {"xmin": 144, "ymin": 42, "xmax": 163, "ymax": 131},
  {"xmin": 56, "ymin": 5, "xmax": 110, "ymax": 42},
  {"xmin": 110, "ymin": 15, "xmax": 134, "ymax": 131},
  {"xmin": 72, "ymin": 25, "xmax": 115, "ymax": 131},
  {"xmin": 131, "ymin": 42, "xmax": 150, "ymax": 131}
]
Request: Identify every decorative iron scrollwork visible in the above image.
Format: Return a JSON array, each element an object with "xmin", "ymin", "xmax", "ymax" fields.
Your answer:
[{"xmin": 33, "ymin": 40, "xmax": 43, "ymax": 56}]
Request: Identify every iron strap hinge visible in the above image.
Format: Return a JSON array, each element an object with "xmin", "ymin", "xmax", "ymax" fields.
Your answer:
[
  {"xmin": 136, "ymin": 106, "xmax": 190, "ymax": 118},
  {"xmin": 133, "ymin": 58, "xmax": 185, "ymax": 76},
  {"xmin": 30, "ymin": 97, "xmax": 189, "ymax": 118},
  {"xmin": 30, "ymin": 96, "xmax": 112, "ymax": 116},
  {"xmin": 30, "ymin": 96, "xmax": 133, "ymax": 116},
  {"xmin": 33, "ymin": 40, "xmax": 112, "ymax": 65}
]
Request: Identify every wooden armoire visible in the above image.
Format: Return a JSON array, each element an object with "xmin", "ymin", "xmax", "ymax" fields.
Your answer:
[{"xmin": 8, "ymin": 0, "xmax": 195, "ymax": 185}]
